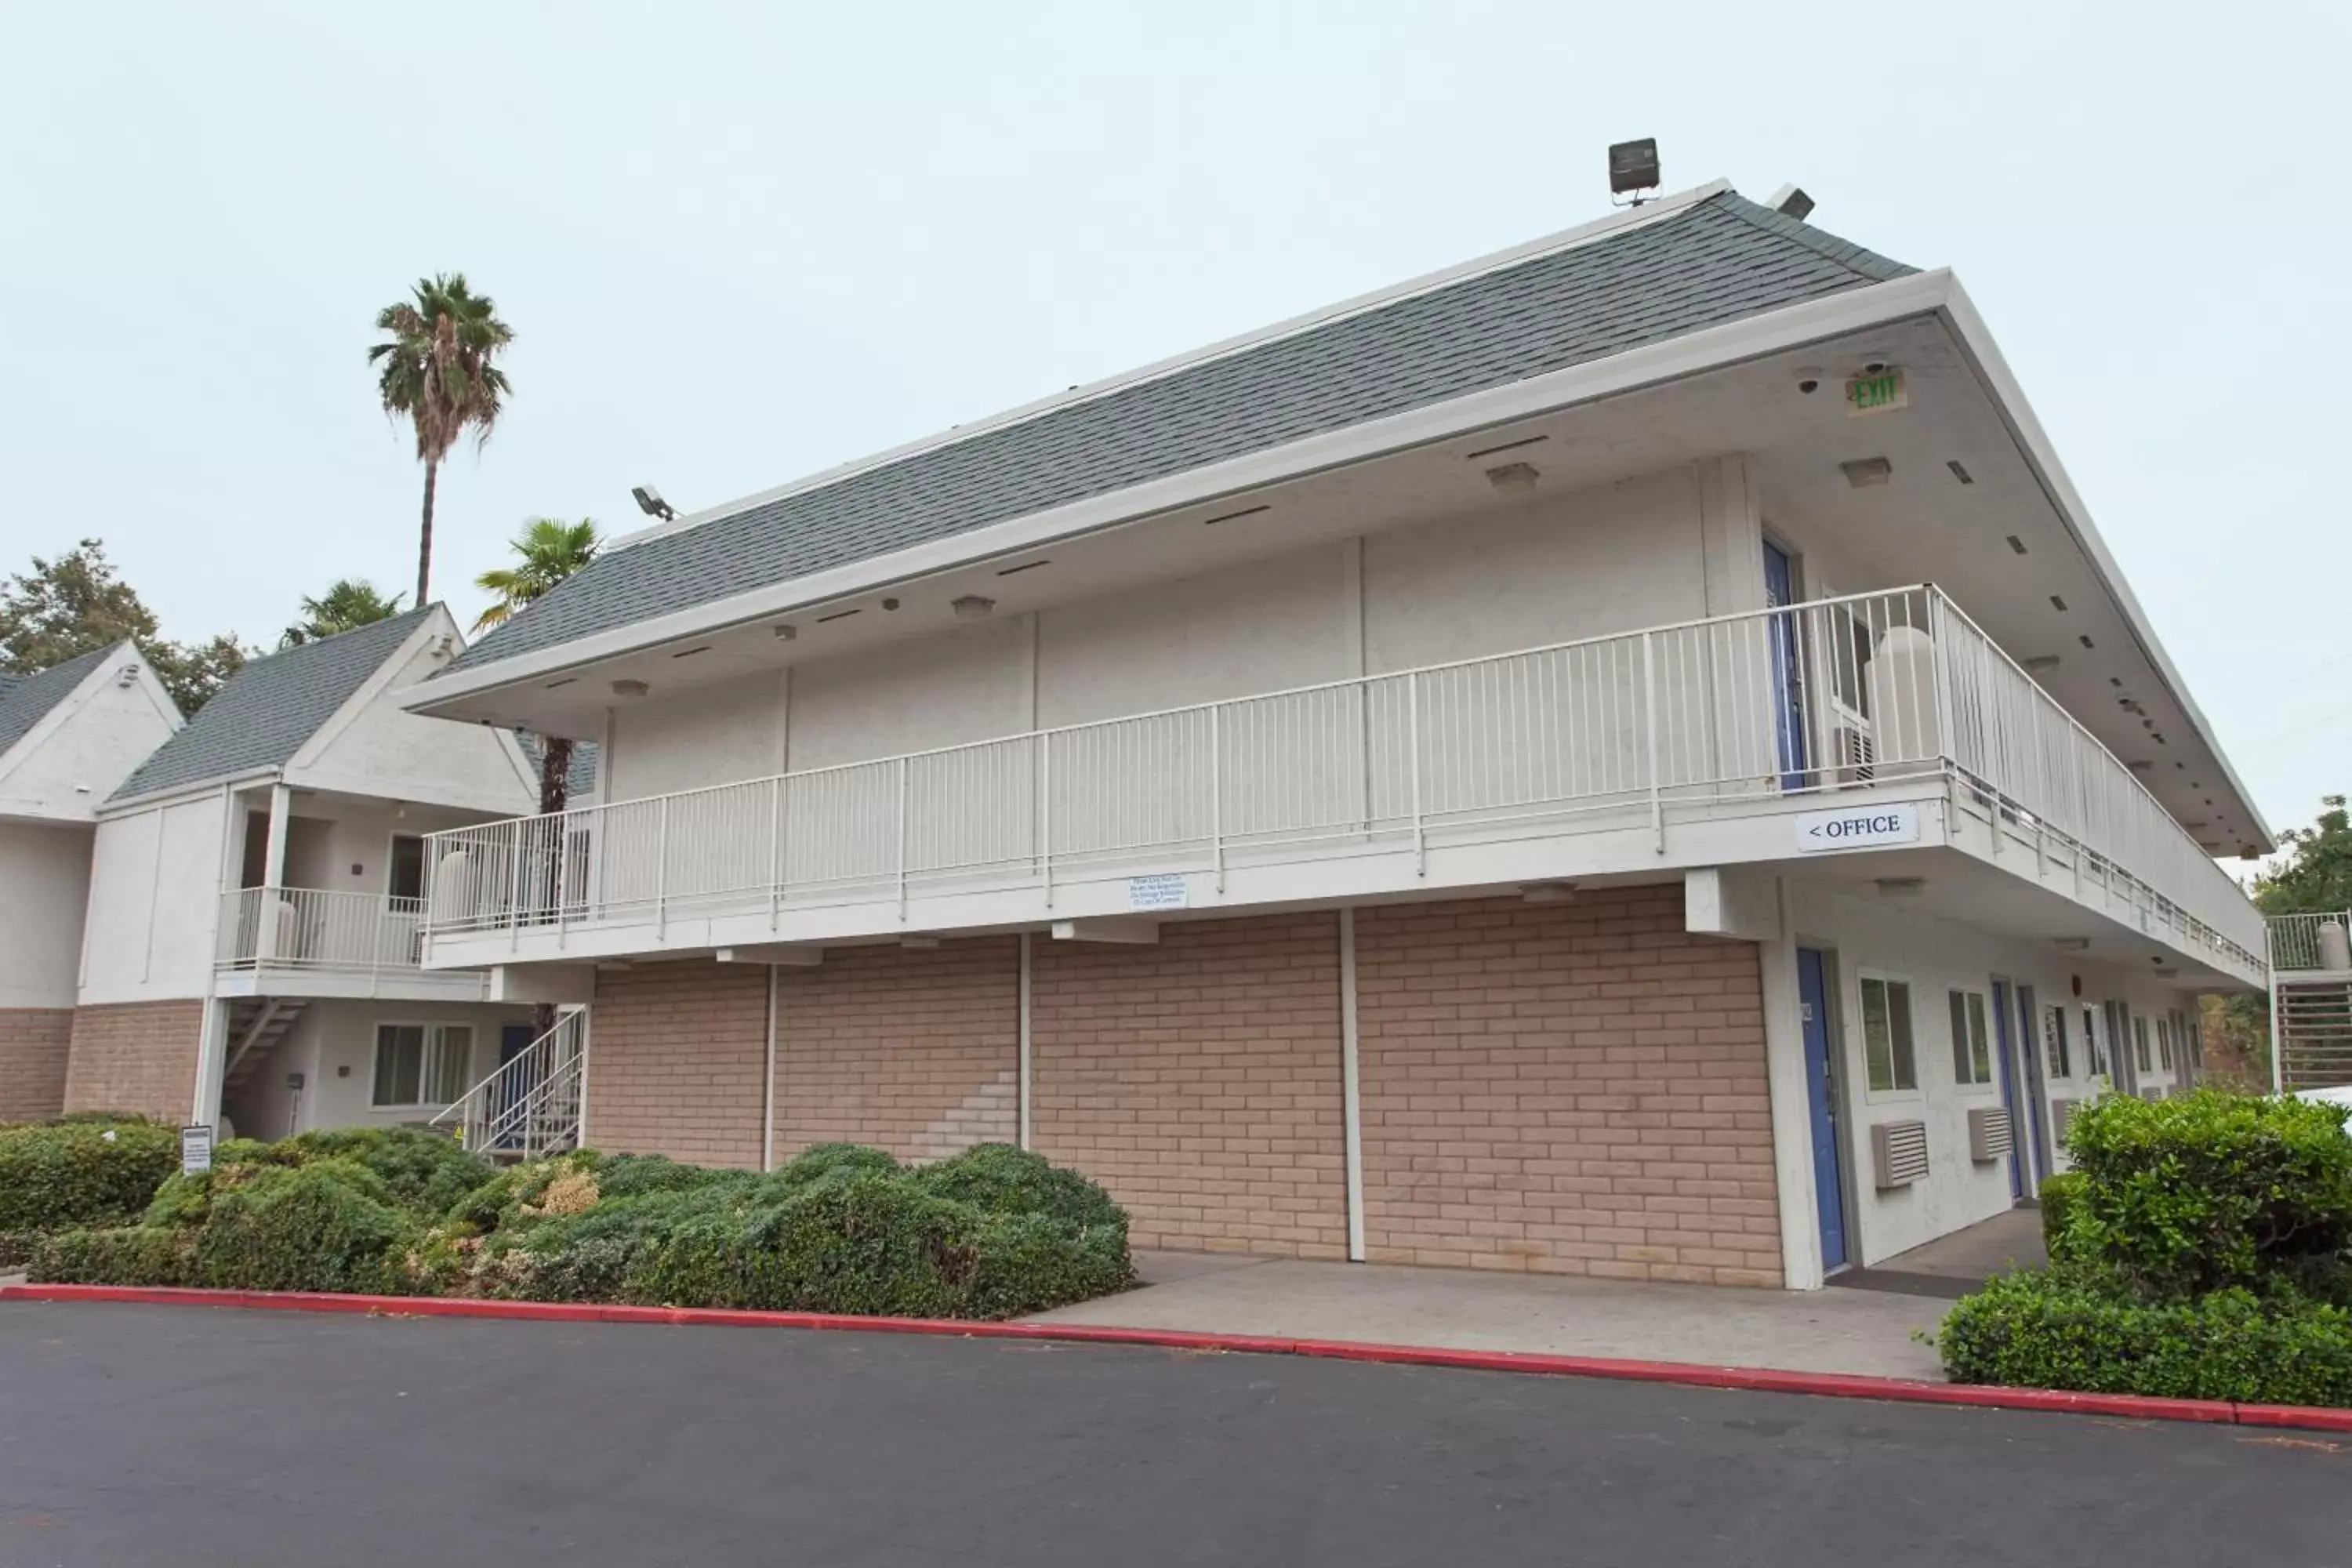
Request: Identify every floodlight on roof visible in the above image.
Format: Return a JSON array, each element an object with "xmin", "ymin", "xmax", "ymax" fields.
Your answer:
[
  {"xmin": 1766, "ymin": 183, "xmax": 1816, "ymax": 221},
  {"xmin": 631, "ymin": 485, "xmax": 677, "ymax": 522},
  {"xmin": 1608, "ymin": 139, "xmax": 1661, "ymax": 205}
]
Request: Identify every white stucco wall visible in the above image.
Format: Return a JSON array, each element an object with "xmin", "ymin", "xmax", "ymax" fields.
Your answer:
[
  {"xmin": 78, "ymin": 796, "xmax": 230, "ymax": 1005},
  {"xmin": 0, "ymin": 648, "xmax": 181, "ymax": 822},
  {"xmin": 288, "ymin": 616, "xmax": 538, "ymax": 816},
  {"xmin": 596, "ymin": 456, "xmax": 1766, "ymax": 800},
  {"xmin": 0, "ymin": 821, "xmax": 96, "ymax": 1007},
  {"xmin": 1784, "ymin": 877, "xmax": 2208, "ymax": 1268}
]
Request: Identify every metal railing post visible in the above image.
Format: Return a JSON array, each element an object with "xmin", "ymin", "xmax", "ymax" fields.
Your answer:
[
  {"xmin": 769, "ymin": 777, "xmax": 784, "ymax": 931},
  {"xmin": 506, "ymin": 820, "xmax": 524, "ymax": 951},
  {"xmin": 655, "ymin": 797, "xmax": 670, "ymax": 938},
  {"xmin": 1040, "ymin": 735, "xmax": 1054, "ymax": 908},
  {"xmin": 1210, "ymin": 706, "xmax": 1225, "ymax": 893},
  {"xmin": 896, "ymin": 756, "xmax": 910, "ymax": 919},
  {"xmin": 1641, "ymin": 630, "xmax": 1663, "ymax": 854},
  {"xmin": 1407, "ymin": 672, "xmax": 1425, "ymax": 877}
]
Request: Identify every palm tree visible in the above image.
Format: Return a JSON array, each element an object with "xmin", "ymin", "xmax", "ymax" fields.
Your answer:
[
  {"xmin": 280, "ymin": 579, "xmax": 405, "ymax": 648},
  {"xmin": 369, "ymin": 275, "xmax": 514, "ymax": 608},
  {"xmin": 474, "ymin": 517, "xmax": 601, "ymax": 813}
]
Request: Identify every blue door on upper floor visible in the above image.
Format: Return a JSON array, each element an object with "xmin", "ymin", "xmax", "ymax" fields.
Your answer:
[
  {"xmin": 1797, "ymin": 948, "xmax": 1848, "ymax": 1272},
  {"xmin": 1764, "ymin": 542, "xmax": 1809, "ymax": 792}
]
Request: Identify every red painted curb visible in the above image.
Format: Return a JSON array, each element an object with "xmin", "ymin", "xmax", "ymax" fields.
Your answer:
[{"xmin": 1, "ymin": 1283, "xmax": 2336, "ymax": 1434}]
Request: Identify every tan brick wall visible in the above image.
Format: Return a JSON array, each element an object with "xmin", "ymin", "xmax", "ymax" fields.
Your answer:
[
  {"xmin": 0, "ymin": 1007, "xmax": 74, "ymax": 1123},
  {"xmin": 63, "ymin": 1000, "xmax": 205, "ymax": 1124},
  {"xmin": 1032, "ymin": 912, "xmax": 1348, "ymax": 1259},
  {"xmin": 775, "ymin": 937, "xmax": 1019, "ymax": 1163},
  {"xmin": 1355, "ymin": 889, "xmax": 1781, "ymax": 1287},
  {"xmin": 586, "ymin": 960, "xmax": 767, "ymax": 1168}
]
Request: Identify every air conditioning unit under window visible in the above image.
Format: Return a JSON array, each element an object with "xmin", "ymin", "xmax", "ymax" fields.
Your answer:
[
  {"xmin": 1871, "ymin": 1119, "xmax": 1929, "ymax": 1189},
  {"xmin": 1967, "ymin": 1105, "xmax": 2013, "ymax": 1163}
]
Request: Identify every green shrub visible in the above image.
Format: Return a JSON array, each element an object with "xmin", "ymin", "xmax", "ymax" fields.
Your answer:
[
  {"xmin": 256, "ymin": 1127, "xmax": 492, "ymax": 1217},
  {"xmin": 2037, "ymin": 1171, "xmax": 2084, "ymax": 1259},
  {"xmin": 911, "ymin": 1143, "xmax": 1127, "ymax": 1233},
  {"xmin": 185, "ymin": 1160, "xmax": 416, "ymax": 1294},
  {"xmin": 31, "ymin": 1225, "xmax": 192, "ymax": 1287},
  {"xmin": 2060, "ymin": 1090, "xmax": 2352, "ymax": 1300},
  {"xmin": 0, "ymin": 1119, "xmax": 179, "ymax": 1234},
  {"xmin": 1939, "ymin": 1268, "xmax": 2352, "ymax": 1407},
  {"xmin": 773, "ymin": 1142, "xmax": 901, "ymax": 1189},
  {"xmin": 965, "ymin": 1210, "xmax": 1134, "ymax": 1317}
]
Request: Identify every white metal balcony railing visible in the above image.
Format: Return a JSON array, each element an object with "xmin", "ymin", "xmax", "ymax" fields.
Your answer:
[
  {"xmin": 420, "ymin": 586, "xmax": 2267, "ymax": 979},
  {"xmin": 430, "ymin": 1006, "xmax": 586, "ymax": 1159},
  {"xmin": 216, "ymin": 887, "xmax": 430, "ymax": 974},
  {"xmin": 2269, "ymin": 911, "xmax": 2352, "ymax": 974}
]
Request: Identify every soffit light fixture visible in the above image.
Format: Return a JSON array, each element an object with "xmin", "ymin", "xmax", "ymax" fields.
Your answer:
[
  {"xmin": 1486, "ymin": 462, "xmax": 1541, "ymax": 495},
  {"xmin": 952, "ymin": 596, "xmax": 996, "ymax": 620},
  {"xmin": 1874, "ymin": 877, "xmax": 1926, "ymax": 898},
  {"xmin": 772, "ymin": 624, "xmax": 798, "ymax": 641},
  {"xmin": 611, "ymin": 679, "xmax": 650, "ymax": 699},
  {"xmin": 1840, "ymin": 457, "xmax": 1893, "ymax": 488},
  {"xmin": 2023, "ymin": 655, "xmax": 2060, "ymax": 673}
]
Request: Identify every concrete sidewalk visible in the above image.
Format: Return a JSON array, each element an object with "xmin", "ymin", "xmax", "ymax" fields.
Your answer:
[{"xmin": 1026, "ymin": 1253, "xmax": 1951, "ymax": 1380}]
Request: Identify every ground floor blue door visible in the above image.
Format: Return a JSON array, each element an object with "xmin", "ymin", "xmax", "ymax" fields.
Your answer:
[
  {"xmin": 1796, "ymin": 948, "xmax": 1847, "ymax": 1271},
  {"xmin": 1991, "ymin": 981, "xmax": 2027, "ymax": 1200}
]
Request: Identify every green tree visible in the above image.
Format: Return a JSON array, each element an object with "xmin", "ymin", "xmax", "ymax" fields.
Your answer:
[
  {"xmin": 2252, "ymin": 796, "xmax": 2352, "ymax": 916},
  {"xmin": 281, "ymin": 579, "xmax": 405, "ymax": 648},
  {"xmin": 369, "ymin": 274, "xmax": 514, "ymax": 608},
  {"xmin": 0, "ymin": 539, "xmax": 249, "ymax": 713},
  {"xmin": 473, "ymin": 517, "xmax": 601, "ymax": 813}
]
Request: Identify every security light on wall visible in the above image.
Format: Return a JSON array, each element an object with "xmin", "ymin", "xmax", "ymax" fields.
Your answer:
[{"xmin": 631, "ymin": 485, "xmax": 677, "ymax": 522}]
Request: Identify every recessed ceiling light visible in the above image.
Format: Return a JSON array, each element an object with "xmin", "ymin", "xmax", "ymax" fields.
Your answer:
[
  {"xmin": 1840, "ymin": 456, "xmax": 1893, "ymax": 488},
  {"xmin": 2005, "ymin": 535, "xmax": 2027, "ymax": 554},
  {"xmin": 816, "ymin": 608, "xmax": 861, "ymax": 624},
  {"xmin": 2049, "ymin": 594, "xmax": 2068, "ymax": 612},
  {"xmin": 670, "ymin": 645, "xmax": 710, "ymax": 659},
  {"xmin": 996, "ymin": 560, "xmax": 1050, "ymax": 577},
  {"xmin": 2079, "ymin": 635, "xmax": 2095, "ymax": 649},
  {"xmin": 1485, "ymin": 463, "xmax": 1541, "ymax": 495},
  {"xmin": 881, "ymin": 597, "xmax": 900, "ymax": 612},
  {"xmin": 1200, "ymin": 504, "xmax": 1271, "ymax": 527},
  {"xmin": 1465, "ymin": 434, "xmax": 1550, "ymax": 460},
  {"xmin": 2024, "ymin": 655, "xmax": 2060, "ymax": 673},
  {"xmin": 1947, "ymin": 460, "xmax": 1975, "ymax": 485}
]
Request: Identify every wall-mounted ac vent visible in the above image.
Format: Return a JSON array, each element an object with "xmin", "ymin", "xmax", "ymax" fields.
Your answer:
[
  {"xmin": 1967, "ymin": 1105, "xmax": 2013, "ymax": 1163},
  {"xmin": 1831, "ymin": 725, "xmax": 1878, "ymax": 786},
  {"xmin": 2050, "ymin": 1099, "xmax": 2075, "ymax": 1146},
  {"xmin": 1871, "ymin": 1120, "xmax": 1929, "ymax": 1189}
]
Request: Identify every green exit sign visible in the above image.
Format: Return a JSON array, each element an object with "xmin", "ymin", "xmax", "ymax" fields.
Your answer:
[{"xmin": 1846, "ymin": 367, "xmax": 1907, "ymax": 415}]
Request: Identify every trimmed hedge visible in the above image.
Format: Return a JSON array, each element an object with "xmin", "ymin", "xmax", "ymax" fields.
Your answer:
[
  {"xmin": 2056, "ymin": 1090, "xmax": 2352, "ymax": 1301},
  {"xmin": 1941, "ymin": 1090, "xmax": 2352, "ymax": 1406},
  {"xmin": 0, "ymin": 1116, "xmax": 180, "ymax": 1254},
  {"xmin": 1940, "ymin": 1269, "xmax": 2352, "ymax": 1407},
  {"xmin": 32, "ymin": 1136, "xmax": 1133, "ymax": 1321}
]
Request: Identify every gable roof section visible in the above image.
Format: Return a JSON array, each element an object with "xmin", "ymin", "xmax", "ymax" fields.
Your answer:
[
  {"xmin": 0, "ymin": 644, "xmax": 120, "ymax": 760},
  {"xmin": 448, "ymin": 191, "xmax": 1912, "ymax": 675},
  {"xmin": 110, "ymin": 608, "xmax": 435, "ymax": 802}
]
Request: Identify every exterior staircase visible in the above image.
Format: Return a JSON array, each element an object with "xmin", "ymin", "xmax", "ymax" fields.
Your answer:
[
  {"xmin": 222, "ymin": 997, "xmax": 310, "ymax": 1102},
  {"xmin": 431, "ymin": 1007, "xmax": 587, "ymax": 1163},
  {"xmin": 2268, "ymin": 911, "xmax": 2352, "ymax": 1092}
]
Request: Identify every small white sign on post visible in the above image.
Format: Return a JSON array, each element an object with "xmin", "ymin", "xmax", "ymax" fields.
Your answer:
[
  {"xmin": 179, "ymin": 1123, "xmax": 215, "ymax": 1175},
  {"xmin": 1794, "ymin": 802, "xmax": 1922, "ymax": 853},
  {"xmin": 1127, "ymin": 873, "xmax": 1190, "ymax": 912}
]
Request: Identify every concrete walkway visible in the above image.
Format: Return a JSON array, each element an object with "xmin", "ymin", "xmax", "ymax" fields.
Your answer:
[
  {"xmin": 1830, "ymin": 1207, "xmax": 2048, "ymax": 1300},
  {"xmin": 1026, "ymin": 1252, "xmax": 1951, "ymax": 1380}
]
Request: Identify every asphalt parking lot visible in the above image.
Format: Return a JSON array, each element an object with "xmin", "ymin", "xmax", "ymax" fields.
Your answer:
[{"xmin": 2, "ymin": 1302, "xmax": 2346, "ymax": 1567}]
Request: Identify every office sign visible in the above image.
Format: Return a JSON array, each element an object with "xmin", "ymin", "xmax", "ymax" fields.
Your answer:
[{"xmin": 1795, "ymin": 803, "xmax": 1922, "ymax": 852}]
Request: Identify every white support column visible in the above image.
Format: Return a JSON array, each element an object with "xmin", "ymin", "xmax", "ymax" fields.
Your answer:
[
  {"xmin": 254, "ymin": 781, "xmax": 292, "ymax": 964},
  {"xmin": 1758, "ymin": 877, "xmax": 1827, "ymax": 1290},
  {"xmin": 189, "ymin": 996, "xmax": 231, "ymax": 1131},
  {"xmin": 1018, "ymin": 931, "xmax": 1033, "ymax": 1150},
  {"xmin": 762, "ymin": 963, "xmax": 780, "ymax": 1171},
  {"xmin": 1338, "ymin": 907, "xmax": 1366, "ymax": 1264}
]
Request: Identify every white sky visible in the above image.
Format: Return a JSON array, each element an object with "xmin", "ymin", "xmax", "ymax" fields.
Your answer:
[{"xmin": 2, "ymin": 2, "xmax": 2344, "ymax": 843}]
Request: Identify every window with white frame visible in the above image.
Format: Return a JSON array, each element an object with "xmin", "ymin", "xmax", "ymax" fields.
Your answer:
[
  {"xmin": 2082, "ymin": 1004, "xmax": 2108, "ymax": 1076},
  {"xmin": 1860, "ymin": 975, "xmax": 1918, "ymax": 1093},
  {"xmin": 2176, "ymin": 1008, "xmax": 2201, "ymax": 1069},
  {"xmin": 371, "ymin": 1023, "xmax": 475, "ymax": 1109},
  {"xmin": 1947, "ymin": 989, "xmax": 1996, "ymax": 1087},
  {"xmin": 2042, "ymin": 1005, "xmax": 2071, "ymax": 1080},
  {"xmin": 2133, "ymin": 1016, "xmax": 2153, "ymax": 1075},
  {"xmin": 2157, "ymin": 1017, "xmax": 2176, "ymax": 1072}
]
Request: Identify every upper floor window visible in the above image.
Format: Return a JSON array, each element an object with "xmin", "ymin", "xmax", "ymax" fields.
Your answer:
[
  {"xmin": 1860, "ymin": 975, "xmax": 1918, "ymax": 1093},
  {"xmin": 1948, "ymin": 989, "xmax": 1995, "ymax": 1087}
]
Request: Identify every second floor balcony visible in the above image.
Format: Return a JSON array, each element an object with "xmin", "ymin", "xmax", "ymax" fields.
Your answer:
[
  {"xmin": 216, "ymin": 885, "xmax": 491, "ymax": 1001},
  {"xmin": 417, "ymin": 586, "xmax": 2268, "ymax": 987}
]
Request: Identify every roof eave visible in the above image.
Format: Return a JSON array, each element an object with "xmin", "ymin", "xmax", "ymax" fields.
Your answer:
[{"xmin": 405, "ymin": 267, "xmax": 1960, "ymax": 717}]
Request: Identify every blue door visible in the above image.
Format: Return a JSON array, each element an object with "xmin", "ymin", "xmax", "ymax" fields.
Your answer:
[
  {"xmin": 1991, "ymin": 981, "xmax": 2027, "ymax": 1200},
  {"xmin": 1796, "ymin": 949, "xmax": 1848, "ymax": 1271},
  {"xmin": 1763, "ymin": 543, "xmax": 1809, "ymax": 791}
]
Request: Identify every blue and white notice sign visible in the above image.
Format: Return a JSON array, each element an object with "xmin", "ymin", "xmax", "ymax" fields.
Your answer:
[
  {"xmin": 1794, "ymin": 802, "xmax": 1922, "ymax": 853},
  {"xmin": 1128, "ymin": 873, "xmax": 1191, "ymax": 911}
]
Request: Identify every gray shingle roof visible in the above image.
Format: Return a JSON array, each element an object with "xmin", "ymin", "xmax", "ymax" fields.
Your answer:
[
  {"xmin": 110, "ymin": 608, "xmax": 434, "ymax": 802},
  {"xmin": 451, "ymin": 191, "xmax": 1913, "ymax": 675},
  {"xmin": 0, "ymin": 644, "xmax": 122, "ymax": 760}
]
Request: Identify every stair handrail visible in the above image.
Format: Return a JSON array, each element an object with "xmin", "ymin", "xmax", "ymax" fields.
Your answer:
[{"xmin": 430, "ymin": 1007, "xmax": 586, "ymax": 1156}]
